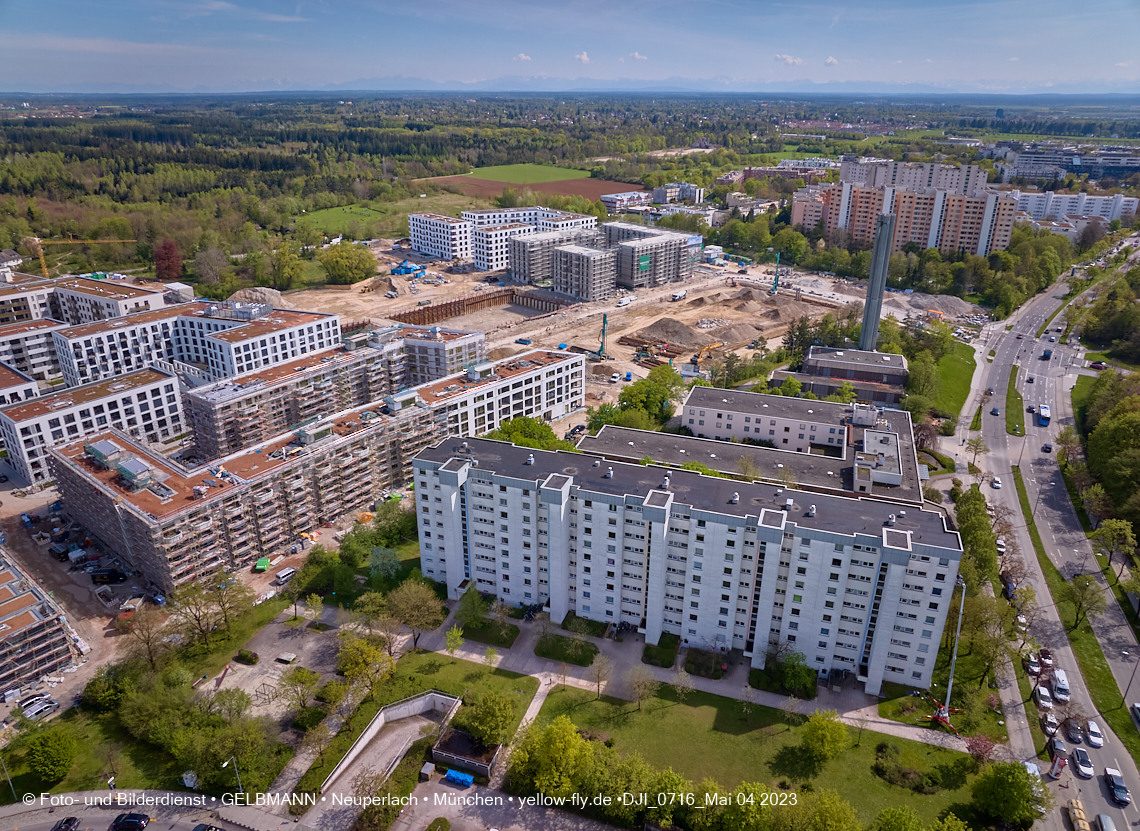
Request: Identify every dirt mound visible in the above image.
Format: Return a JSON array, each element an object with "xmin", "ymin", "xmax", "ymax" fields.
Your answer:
[
  {"xmin": 488, "ymin": 346, "xmax": 520, "ymax": 360},
  {"xmin": 712, "ymin": 323, "xmax": 764, "ymax": 343},
  {"xmin": 592, "ymin": 363, "xmax": 617, "ymax": 376},
  {"xmin": 636, "ymin": 318, "xmax": 712, "ymax": 349},
  {"xmin": 229, "ymin": 286, "xmax": 283, "ymax": 306}
]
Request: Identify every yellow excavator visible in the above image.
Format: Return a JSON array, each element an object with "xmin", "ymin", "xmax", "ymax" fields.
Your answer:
[
  {"xmin": 691, "ymin": 342, "xmax": 724, "ymax": 365},
  {"xmin": 23, "ymin": 236, "xmax": 137, "ymax": 279}
]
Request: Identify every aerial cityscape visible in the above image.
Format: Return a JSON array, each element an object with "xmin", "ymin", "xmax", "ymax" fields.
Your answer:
[{"xmin": 1, "ymin": 4, "xmax": 1140, "ymax": 831}]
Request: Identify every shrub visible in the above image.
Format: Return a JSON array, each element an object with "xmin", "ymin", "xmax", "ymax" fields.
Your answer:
[
  {"xmin": 939, "ymin": 418, "xmax": 957, "ymax": 436},
  {"xmin": 293, "ymin": 706, "xmax": 326, "ymax": 732},
  {"xmin": 235, "ymin": 649, "xmax": 259, "ymax": 665},
  {"xmin": 27, "ymin": 729, "xmax": 77, "ymax": 781},
  {"xmin": 872, "ymin": 742, "xmax": 942, "ymax": 795},
  {"xmin": 922, "ymin": 486, "xmax": 944, "ymax": 504}
]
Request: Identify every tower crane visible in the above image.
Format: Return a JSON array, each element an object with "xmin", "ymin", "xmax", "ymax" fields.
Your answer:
[{"xmin": 22, "ymin": 237, "xmax": 137, "ymax": 279}]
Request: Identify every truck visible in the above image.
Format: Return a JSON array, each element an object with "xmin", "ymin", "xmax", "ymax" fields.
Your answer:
[
  {"xmin": 671, "ymin": 289, "xmax": 687, "ymax": 302},
  {"xmin": 514, "ymin": 338, "xmax": 532, "ymax": 345}
]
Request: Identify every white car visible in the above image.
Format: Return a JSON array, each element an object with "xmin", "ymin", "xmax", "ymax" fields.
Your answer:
[
  {"xmin": 1035, "ymin": 685, "xmax": 1053, "ymax": 710},
  {"xmin": 610, "ymin": 373, "xmax": 621, "ymax": 383},
  {"xmin": 995, "ymin": 538, "xmax": 1007, "ymax": 553},
  {"xmin": 991, "ymin": 477, "xmax": 1003, "ymax": 489},
  {"xmin": 1016, "ymin": 614, "xmax": 1028, "ymax": 632},
  {"xmin": 1041, "ymin": 712, "xmax": 1059, "ymax": 735},
  {"xmin": 1086, "ymin": 720, "xmax": 1105, "ymax": 748},
  {"xmin": 1072, "ymin": 747, "xmax": 1095, "ymax": 779}
]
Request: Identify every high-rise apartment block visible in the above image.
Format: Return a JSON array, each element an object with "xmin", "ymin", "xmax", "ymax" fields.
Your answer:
[
  {"xmin": 553, "ymin": 245, "xmax": 617, "ymax": 302},
  {"xmin": 412, "ymin": 427, "xmax": 961, "ymax": 696},
  {"xmin": 408, "ymin": 213, "xmax": 474, "ymax": 261},
  {"xmin": 0, "ymin": 319, "xmax": 67, "ymax": 381},
  {"xmin": 473, "ymin": 224, "xmax": 535, "ymax": 272},
  {"xmin": 0, "ymin": 368, "xmax": 183, "ymax": 483},
  {"xmin": 653, "ymin": 182, "xmax": 706, "ymax": 204},
  {"xmin": 792, "ymin": 183, "xmax": 1017, "ymax": 257},
  {"xmin": 51, "ymin": 278, "xmax": 166, "ymax": 323},
  {"xmin": 50, "ymin": 402, "xmax": 443, "ymax": 590},
  {"xmin": 839, "ymin": 158, "xmax": 989, "ymax": 196},
  {"xmin": 997, "ymin": 189, "xmax": 1137, "ymax": 223},
  {"xmin": 599, "ymin": 192, "xmax": 653, "ymax": 213},
  {"xmin": 603, "ymin": 222, "xmax": 699, "ymax": 289},
  {"xmin": 402, "ymin": 324, "xmax": 486, "ymax": 386}
]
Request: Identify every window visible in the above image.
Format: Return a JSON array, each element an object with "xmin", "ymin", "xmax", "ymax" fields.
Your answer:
[{"xmin": 792, "ymin": 594, "xmax": 802, "ymax": 602}]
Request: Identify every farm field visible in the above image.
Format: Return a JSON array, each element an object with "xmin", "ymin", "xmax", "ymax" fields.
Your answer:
[
  {"xmin": 466, "ymin": 163, "xmax": 592, "ymax": 184},
  {"xmin": 423, "ymin": 173, "xmax": 645, "ymax": 202},
  {"xmin": 300, "ymin": 192, "xmax": 491, "ymax": 237}
]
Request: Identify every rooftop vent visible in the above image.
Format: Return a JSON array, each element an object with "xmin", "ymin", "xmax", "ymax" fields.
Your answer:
[
  {"xmin": 604, "ymin": 467, "xmax": 614, "ymax": 479},
  {"xmin": 731, "ymin": 492, "xmax": 740, "ymax": 504},
  {"xmin": 525, "ymin": 454, "xmax": 534, "ymax": 466},
  {"xmin": 662, "ymin": 476, "xmax": 671, "ymax": 489},
  {"xmin": 593, "ymin": 459, "xmax": 601, "ymax": 467},
  {"xmin": 887, "ymin": 513, "xmax": 896, "ymax": 526},
  {"xmin": 784, "ymin": 497, "xmax": 794, "ymax": 512},
  {"xmin": 628, "ymin": 441, "xmax": 635, "ymax": 447},
  {"xmin": 808, "ymin": 504, "xmax": 816, "ymax": 517},
  {"xmin": 899, "ymin": 510, "xmax": 906, "ymax": 517}
]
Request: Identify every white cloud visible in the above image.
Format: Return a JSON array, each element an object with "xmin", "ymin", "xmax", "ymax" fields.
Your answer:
[
  {"xmin": 825, "ymin": 56, "xmax": 838, "ymax": 66},
  {"xmin": 895, "ymin": 60, "xmax": 903, "ymax": 64},
  {"xmin": 513, "ymin": 53, "xmax": 531, "ymax": 61},
  {"xmin": 1116, "ymin": 61, "xmax": 1131, "ymax": 67},
  {"xmin": 192, "ymin": 0, "xmax": 306, "ymax": 22},
  {"xmin": 0, "ymin": 31, "xmax": 223, "ymax": 56},
  {"xmin": 774, "ymin": 54, "xmax": 802, "ymax": 66},
  {"xmin": 1008, "ymin": 57, "xmax": 1019, "ymax": 62},
  {"xmin": 574, "ymin": 51, "xmax": 589, "ymax": 64},
  {"xmin": 925, "ymin": 59, "xmax": 933, "ymax": 63},
  {"xmin": 631, "ymin": 51, "xmax": 647, "ymax": 60}
]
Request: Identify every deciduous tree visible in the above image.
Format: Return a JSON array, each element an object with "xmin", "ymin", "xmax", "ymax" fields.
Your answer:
[
  {"xmin": 337, "ymin": 636, "xmax": 395, "ymax": 701},
  {"xmin": 971, "ymin": 760, "xmax": 1051, "ymax": 825},
  {"xmin": 587, "ymin": 653, "xmax": 614, "ymax": 700},
  {"xmin": 801, "ymin": 709, "xmax": 848, "ymax": 760},
  {"xmin": 1093, "ymin": 518, "xmax": 1137, "ymax": 578},
  {"xmin": 445, "ymin": 624, "xmax": 464, "ymax": 656},
  {"xmin": 316, "ymin": 241, "xmax": 376, "ymax": 284},
  {"xmin": 456, "ymin": 583, "xmax": 489, "ymax": 628},
  {"xmin": 280, "ymin": 666, "xmax": 321, "ymax": 714},
  {"xmin": 625, "ymin": 664, "xmax": 661, "ymax": 711},
  {"xmin": 1059, "ymin": 574, "xmax": 1108, "ymax": 629},
  {"xmin": 461, "ymin": 691, "xmax": 515, "ymax": 747},
  {"xmin": 154, "ymin": 238, "xmax": 183, "ymax": 281},
  {"xmin": 26, "ymin": 730, "xmax": 76, "ymax": 781},
  {"xmin": 387, "ymin": 580, "xmax": 444, "ymax": 649}
]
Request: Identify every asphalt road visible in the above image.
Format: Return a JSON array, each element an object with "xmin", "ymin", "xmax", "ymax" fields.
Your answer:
[{"xmin": 969, "ymin": 245, "xmax": 1140, "ymax": 830}]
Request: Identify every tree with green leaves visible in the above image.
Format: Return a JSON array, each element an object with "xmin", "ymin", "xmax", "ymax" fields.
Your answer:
[
  {"xmin": 445, "ymin": 624, "xmax": 464, "ymax": 656},
  {"xmin": 337, "ymin": 636, "xmax": 395, "ymax": 700},
  {"xmin": 486, "ymin": 416, "xmax": 575, "ymax": 451},
  {"xmin": 1055, "ymin": 424, "xmax": 1081, "ymax": 462},
  {"xmin": 268, "ymin": 240, "xmax": 303, "ymax": 290},
  {"xmin": 1083, "ymin": 483, "xmax": 1115, "ymax": 529},
  {"xmin": 456, "ymin": 583, "xmax": 489, "ymax": 628},
  {"xmin": 352, "ymin": 591, "xmax": 387, "ymax": 634},
  {"xmin": 460, "ymin": 691, "xmax": 515, "ymax": 747},
  {"xmin": 801, "ymin": 709, "xmax": 849, "ymax": 761},
  {"xmin": 205, "ymin": 688, "xmax": 253, "ymax": 723},
  {"xmin": 1059, "ymin": 574, "xmax": 1108, "ymax": 630},
  {"xmin": 279, "ymin": 666, "xmax": 321, "ymax": 714},
  {"xmin": 26, "ymin": 730, "xmax": 77, "ymax": 781},
  {"xmin": 971, "ymin": 760, "xmax": 1051, "ymax": 825},
  {"xmin": 1092, "ymin": 517, "xmax": 1137, "ymax": 578},
  {"xmin": 306, "ymin": 593, "xmax": 324, "ymax": 621},
  {"xmin": 214, "ymin": 569, "xmax": 255, "ymax": 631},
  {"xmin": 316, "ymin": 241, "xmax": 376, "ymax": 284},
  {"xmin": 966, "ymin": 436, "xmax": 990, "ymax": 467},
  {"xmin": 369, "ymin": 546, "xmax": 401, "ymax": 582},
  {"xmin": 871, "ymin": 806, "xmax": 923, "ymax": 831},
  {"xmin": 170, "ymin": 580, "xmax": 221, "ymax": 647},
  {"xmin": 387, "ymin": 579, "xmax": 444, "ymax": 649},
  {"xmin": 483, "ymin": 647, "xmax": 499, "ymax": 669},
  {"xmin": 625, "ymin": 664, "xmax": 661, "ymax": 711}
]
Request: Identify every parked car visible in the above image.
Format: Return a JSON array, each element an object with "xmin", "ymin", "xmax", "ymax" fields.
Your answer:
[
  {"xmin": 1024, "ymin": 653, "xmax": 1041, "ymax": 676},
  {"xmin": 991, "ymin": 477, "xmax": 1003, "ymax": 489},
  {"xmin": 1049, "ymin": 336, "xmax": 1057, "ymax": 342},
  {"xmin": 18, "ymin": 693, "xmax": 48, "ymax": 711},
  {"xmin": 1090, "ymin": 361, "xmax": 1108, "ymax": 370},
  {"xmin": 1016, "ymin": 614, "xmax": 1028, "ymax": 632},
  {"xmin": 1072, "ymin": 748, "xmax": 1095, "ymax": 779},
  {"xmin": 1067, "ymin": 798, "xmax": 1093, "ymax": 831},
  {"xmin": 1035, "ymin": 685, "xmax": 1054, "ymax": 709},
  {"xmin": 1130, "ymin": 702, "xmax": 1140, "ymax": 723},
  {"xmin": 1047, "ymin": 736, "xmax": 1067, "ymax": 760},
  {"xmin": 995, "ymin": 538, "xmax": 1007, "ymax": 553},
  {"xmin": 1040, "ymin": 647, "xmax": 1055, "ymax": 666},
  {"xmin": 111, "ymin": 815, "xmax": 150, "ymax": 831},
  {"xmin": 1105, "ymin": 767, "xmax": 1131, "ymax": 806},
  {"xmin": 1086, "ymin": 720, "xmax": 1105, "ymax": 747},
  {"xmin": 50, "ymin": 820, "xmax": 80, "ymax": 831},
  {"xmin": 23, "ymin": 698, "xmax": 59, "ymax": 721},
  {"xmin": 1067, "ymin": 719, "xmax": 1085, "ymax": 743},
  {"xmin": 610, "ymin": 373, "xmax": 621, "ymax": 383},
  {"xmin": 1041, "ymin": 712, "xmax": 1059, "ymax": 735}
]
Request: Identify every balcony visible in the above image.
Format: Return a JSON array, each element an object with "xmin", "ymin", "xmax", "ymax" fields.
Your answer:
[{"xmin": 191, "ymin": 519, "xmax": 213, "ymax": 533}]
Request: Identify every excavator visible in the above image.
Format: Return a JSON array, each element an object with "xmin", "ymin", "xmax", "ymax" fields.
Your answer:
[
  {"xmin": 23, "ymin": 236, "xmax": 137, "ymax": 279},
  {"xmin": 691, "ymin": 341, "xmax": 724, "ymax": 366}
]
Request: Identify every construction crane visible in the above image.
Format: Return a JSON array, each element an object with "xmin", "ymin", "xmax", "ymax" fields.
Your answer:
[
  {"xmin": 768, "ymin": 251, "xmax": 781, "ymax": 296},
  {"xmin": 595, "ymin": 313, "xmax": 610, "ymax": 360},
  {"xmin": 23, "ymin": 237, "xmax": 137, "ymax": 279}
]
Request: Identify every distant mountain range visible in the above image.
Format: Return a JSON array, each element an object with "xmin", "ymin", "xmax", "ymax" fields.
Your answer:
[{"xmin": 4, "ymin": 75, "xmax": 1139, "ymax": 96}]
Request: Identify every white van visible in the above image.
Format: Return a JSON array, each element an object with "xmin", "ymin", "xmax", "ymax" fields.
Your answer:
[
  {"xmin": 616, "ymin": 297, "xmax": 633, "ymax": 307},
  {"xmin": 1052, "ymin": 669, "xmax": 1071, "ymax": 702},
  {"xmin": 275, "ymin": 567, "xmax": 297, "ymax": 584}
]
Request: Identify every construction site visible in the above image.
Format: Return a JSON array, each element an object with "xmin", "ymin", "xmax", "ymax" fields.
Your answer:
[{"xmin": 280, "ymin": 237, "xmax": 983, "ymax": 414}]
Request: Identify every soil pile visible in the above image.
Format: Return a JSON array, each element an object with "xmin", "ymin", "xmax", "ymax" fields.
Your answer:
[
  {"xmin": 592, "ymin": 363, "xmax": 617, "ymax": 376},
  {"xmin": 636, "ymin": 317, "xmax": 712, "ymax": 349},
  {"xmin": 229, "ymin": 286, "xmax": 283, "ymax": 306},
  {"xmin": 712, "ymin": 323, "xmax": 765, "ymax": 343},
  {"xmin": 488, "ymin": 346, "xmax": 520, "ymax": 360}
]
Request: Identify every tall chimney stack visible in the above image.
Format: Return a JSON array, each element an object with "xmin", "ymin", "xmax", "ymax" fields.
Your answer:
[{"xmin": 859, "ymin": 214, "xmax": 896, "ymax": 352}]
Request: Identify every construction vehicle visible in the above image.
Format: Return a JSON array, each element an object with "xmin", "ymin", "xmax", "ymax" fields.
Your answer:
[
  {"xmin": 595, "ymin": 313, "xmax": 611, "ymax": 360},
  {"xmin": 768, "ymin": 251, "xmax": 781, "ymax": 296},
  {"xmin": 24, "ymin": 237, "xmax": 137, "ymax": 280},
  {"xmin": 391, "ymin": 261, "xmax": 426, "ymax": 276},
  {"xmin": 724, "ymin": 275, "xmax": 737, "ymax": 288},
  {"xmin": 691, "ymin": 342, "xmax": 724, "ymax": 365}
]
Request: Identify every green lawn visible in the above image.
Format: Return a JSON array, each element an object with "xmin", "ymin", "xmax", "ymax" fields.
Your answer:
[
  {"xmin": 300, "ymin": 205, "xmax": 390, "ymax": 235},
  {"xmin": 934, "ymin": 341, "xmax": 977, "ymax": 421},
  {"xmin": 642, "ymin": 632, "xmax": 680, "ymax": 668},
  {"xmin": 1005, "ymin": 367, "xmax": 1025, "ymax": 436},
  {"xmin": 466, "ymin": 164, "xmax": 591, "ymax": 184},
  {"xmin": 561, "ymin": 611, "xmax": 609, "ymax": 637},
  {"xmin": 535, "ymin": 633, "xmax": 598, "ymax": 666},
  {"xmin": 295, "ymin": 650, "xmax": 538, "ymax": 798},
  {"xmin": 298, "ymin": 193, "xmax": 489, "ymax": 239},
  {"xmin": 1011, "ymin": 466, "xmax": 1140, "ymax": 771},
  {"xmin": 536, "ymin": 685, "xmax": 980, "ymax": 826},
  {"xmin": 1083, "ymin": 349, "xmax": 1140, "ymax": 373},
  {"xmin": 460, "ymin": 617, "xmax": 521, "ymax": 649},
  {"xmin": 969, "ymin": 406, "xmax": 982, "ymax": 431},
  {"xmin": 1072, "ymin": 374, "xmax": 1096, "ymax": 434},
  {"xmin": 1058, "ymin": 459, "xmax": 1094, "ymax": 534}
]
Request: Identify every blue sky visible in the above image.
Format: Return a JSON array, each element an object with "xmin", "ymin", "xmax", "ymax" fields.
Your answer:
[{"xmin": 1, "ymin": 0, "xmax": 1138, "ymax": 92}]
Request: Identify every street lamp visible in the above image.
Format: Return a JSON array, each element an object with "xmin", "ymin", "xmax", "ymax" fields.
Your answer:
[
  {"xmin": 222, "ymin": 755, "xmax": 243, "ymax": 794},
  {"xmin": 1122, "ymin": 651, "xmax": 1140, "ymax": 710},
  {"xmin": 0, "ymin": 752, "xmax": 16, "ymax": 803},
  {"xmin": 1032, "ymin": 482, "xmax": 1055, "ymax": 517}
]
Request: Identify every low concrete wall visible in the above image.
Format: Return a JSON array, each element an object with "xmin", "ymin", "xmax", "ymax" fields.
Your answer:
[
  {"xmin": 320, "ymin": 690, "xmax": 460, "ymax": 794},
  {"xmin": 432, "ymin": 743, "xmax": 502, "ymax": 779}
]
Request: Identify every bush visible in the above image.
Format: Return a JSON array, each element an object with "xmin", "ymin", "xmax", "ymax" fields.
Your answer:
[
  {"xmin": 872, "ymin": 742, "xmax": 943, "ymax": 795},
  {"xmin": 642, "ymin": 632, "xmax": 680, "ymax": 668},
  {"xmin": 425, "ymin": 821, "xmax": 451, "ymax": 831},
  {"xmin": 939, "ymin": 418, "xmax": 957, "ymax": 436},
  {"xmin": 293, "ymin": 706, "xmax": 326, "ymax": 732},
  {"xmin": 235, "ymin": 649, "xmax": 259, "ymax": 665},
  {"xmin": 26, "ymin": 729, "xmax": 77, "ymax": 781},
  {"xmin": 922, "ymin": 486, "xmax": 944, "ymax": 504},
  {"xmin": 684, "ymin": 648, "xmax": 724, "ymax": 679}
]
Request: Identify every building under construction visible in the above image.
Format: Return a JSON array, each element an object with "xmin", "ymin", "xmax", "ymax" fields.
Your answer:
[
  {"xmin": 508, "ymin": 229, "xmax": 603, "ymax": 285},
  {"xmin": 602, "ymin": 222, "xmax": 699, "ymax": 290},
  {"xmin": 0, "ymin": 551, "xmax": 84, "ymax": 694},
  {"xmin": 553, "ymin": 245, "xmax": 617, "ymax": 301}
]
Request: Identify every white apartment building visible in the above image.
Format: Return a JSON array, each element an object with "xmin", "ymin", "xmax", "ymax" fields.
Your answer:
[
  {"xmin": 404, "ymin": 325, "xmax": 486, "ymax": 387},
  {"xmin": 839, "ymin": 159, "xmax": 989, "ymax": 196},
  {"xmin": 0, "ymin": 364, "xmax": 38, "ymax": 406},
  {"xmin": 997, "ymin": 189, "xmax": 1138, "ymax": 222},
  {"xmin": 0, "ymin": 281, "xmax": 55, "ymax": 326},
  {"xmin": 472, "ymin": 224, "xmax": 535, "ymax": 272},
  {"xmin": 0, "ymin": 368, "xmax": 182, "ymax": 483},
  {"xmin": 413, "ymin": 436, "xmax": 962, "ymax": 695},
  {"xmin": 408, "ymin": 213, "xmax": 474, "ymax": 261},
  {"xmin": 51, "ymin": 278, "xmax": 166, "ymax": 323},
  {"xmin": 600, "ymin": 192, "xmax": 653, "ymax": 213},
  {"xmin": 0, "ymin": 318, "xmax": 67, "ymax": 381},
  {"xmin": 412, "ymin": 349, "xmax": 585, "ymax": 436},
  {"xmin": 461, "ymin": 207, "xmax": 596, "ymax": 232}
]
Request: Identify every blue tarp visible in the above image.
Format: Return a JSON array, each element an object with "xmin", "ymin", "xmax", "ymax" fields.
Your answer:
[{"xmin": 445, "ymin": 770, "xmax": 474, "ymax": 788}]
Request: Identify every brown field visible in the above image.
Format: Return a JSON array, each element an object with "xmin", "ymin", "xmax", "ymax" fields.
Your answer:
[{"xmin": 426, "ymin": 175, "xmax": 646, "ymax": 202}]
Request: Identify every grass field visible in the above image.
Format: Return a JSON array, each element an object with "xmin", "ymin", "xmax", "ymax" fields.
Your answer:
[
  {"xmin": 466, "ymin": 164, "xmax": 591, "ymax": 184},
  {"xmin": 1083, "ymin": 348, "xmax": 1140, "ymax": 373},
  {"xmin": 934, "ymin": 341, "xmax": 977, "ymax": 421},
  {"xmin": 300, "ymin": 193, "xmax": 489, "ymax": 237},
  {"xmin": 460, "ymin": 617, "xmax": 521, "ymax": 649},
  {"xmin": 1005, "ymin": 366, "xmax": 1025, "ymax": 436},
  {"xmin": 536, "ymin": 684, "xmax": 979, "ymax": 826}
]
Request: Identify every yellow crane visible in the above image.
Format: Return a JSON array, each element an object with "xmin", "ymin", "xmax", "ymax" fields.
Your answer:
[{"xmin": 22, "ymin": 237, "xmax": 137, "ymax": 279}]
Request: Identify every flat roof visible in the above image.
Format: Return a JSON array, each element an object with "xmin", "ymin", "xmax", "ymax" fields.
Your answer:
[
  {"xmin": 0, "ymin": 318, "xmax": 69, "ymax": 337},
  {"xmin": 0, "ymin": 283, "xmax": 53, "ymax": 300},
  {"xmin": 416, "ymin": 437, "xmax": 958, "ymax": 549},
  {"xmin": 0, "ymin": 368, "xmax": 172, "ymax": 422},
  {"xmin": 55, "ymin": 302, "xmax": 210, "ymax": 340},
  {"xmin": 414, "ymin": 350, "xmax": 578, "ymax": 405},
  {"xmin": 771, "ymin": 370, "xmax": 907, "ymax": 394},
  {"xmin": 474, "ymin": 223, "xmax": 533, "ymax": 232},
  {"xmin": 53, "ymin": 277, "xmax": 162, "ymax": 301},
  {"xmin": 556, "ymin": 245, "xmax": 611, "ymax": 257},
  {"xmin": 411, "ymin": 213, "xmax": 469, "ymax": 225},
  {"xmin": 806, "ymin": 346, "xmax": 908, "ymax": 369},
  {"xmin": 401, "ymin": 325, "xmax": 479, "ymax": 343},
  {"xmin": 685, "ymin": 385, "xmax": 856, "ymax": 421},
  {"xmin": 208, "ymin": 309, "xmax": 336, "ymax": 344},
  {"xmin": 0, "ymin": 362, "xmax": 36, "ymax": 390},
  {"xmin": 186, "ymin": 345, "xmax": 382, "ymax": 404}
]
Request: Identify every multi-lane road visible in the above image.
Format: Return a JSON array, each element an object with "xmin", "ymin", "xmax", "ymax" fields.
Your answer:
[{"xmin": 969, "ymin": 243, "xmax": 1140, "ymax": 829}]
